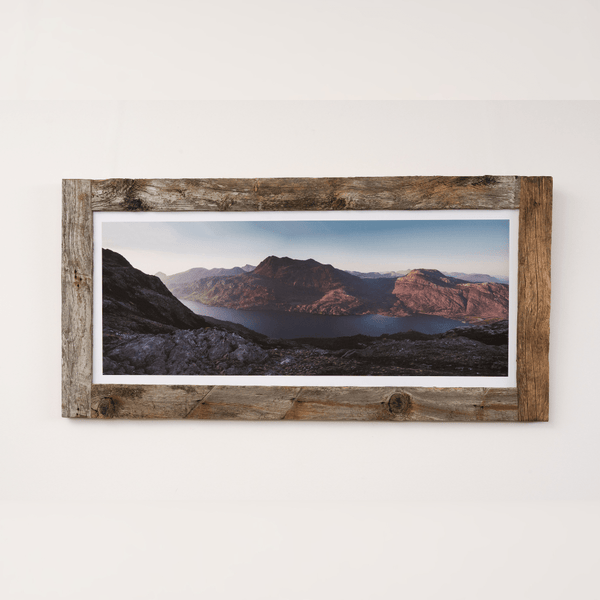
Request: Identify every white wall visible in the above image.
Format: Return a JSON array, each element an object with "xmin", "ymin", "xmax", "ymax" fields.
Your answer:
[{"xmin": 1, "ymin": 3, "xmax": 599, "ymax": 600}]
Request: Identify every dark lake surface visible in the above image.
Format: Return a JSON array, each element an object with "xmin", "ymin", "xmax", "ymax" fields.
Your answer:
[{"xmin": 181, "ymin": 300, "xmax": 470, "ymax": 339}]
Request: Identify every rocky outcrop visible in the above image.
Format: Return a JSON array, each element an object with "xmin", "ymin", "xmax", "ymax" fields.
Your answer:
[
  {"xmin": 103, "ymin": 248, "xmax": 208, "ymax": 334},
  {"xmin": 104, "ymin": 328, "xmax": 269, "ymax": 375},
  {"xmin": 103, "ymin": 319, "xmax": 509, "ymax": 377},
  {"xmin": 388, "ymin": 269, "xmax": 509, "ymax": 320}
]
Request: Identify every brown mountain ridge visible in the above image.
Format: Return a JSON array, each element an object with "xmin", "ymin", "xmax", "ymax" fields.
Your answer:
[{"xmin": 166, "ymin": 255, "xmax": 508, "ymax": 321}]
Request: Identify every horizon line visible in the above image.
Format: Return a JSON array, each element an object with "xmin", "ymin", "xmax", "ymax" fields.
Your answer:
[{"xmin": 104, "ymin": 248, "xmax": 509, "ymax": 280}]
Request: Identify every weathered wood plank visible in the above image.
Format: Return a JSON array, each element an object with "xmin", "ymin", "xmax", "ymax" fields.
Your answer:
[
  {"xmin": 91, "ymin": 385, "xmax": 214, "ymax": 419},
  {"xmin": 88, "ymin": 385, "xmax": 518, "ymax": 421},
  {"xmin": 90, "ymin": 176, "xmax": 519, "ymax": 212},
  {"xmin": 517, "ymin": 177, "xmax": 552, "ymax": 421},
  {"xmin": 287, "ymin": 387, "xmax": 518, "ymax": 421},
  {"xmin": 62, "ymin": 179, "xmax": 93, "ymax": 418},
  {"xmin": 391, "ymin": 387, "xmax": 518, "ymax": 422},
  {"xmin": 186, "ymin": 386, "xmax": 301, "ymax": 420},
  {"xmin": 284, "ymin": 387, "xmax": 394, "ymax": 421}
]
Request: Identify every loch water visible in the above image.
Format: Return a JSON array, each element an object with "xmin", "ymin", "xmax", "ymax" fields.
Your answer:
[{"xmin": 181, "ymin": 299, "xmax": 470, "ymax": 340}]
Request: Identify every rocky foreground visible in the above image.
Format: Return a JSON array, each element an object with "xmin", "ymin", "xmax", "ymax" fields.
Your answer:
[
  {"xmin": 102, "ymin": 249, "xmax": 509, "ymax": 377},
  {"xmin": 103, "ymin": 320, "xmax": 508, "ymax": 377}
]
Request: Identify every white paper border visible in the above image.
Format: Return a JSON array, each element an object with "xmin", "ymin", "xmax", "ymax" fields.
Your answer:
[{"xmin": 93, "ymin": 210, "xmax": 518, "ymax": 387}]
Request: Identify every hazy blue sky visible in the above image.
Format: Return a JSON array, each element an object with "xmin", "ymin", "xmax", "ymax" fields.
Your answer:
[{"xmin": 103, "ymin": 219, "xmax": 510, "ymax": 277}]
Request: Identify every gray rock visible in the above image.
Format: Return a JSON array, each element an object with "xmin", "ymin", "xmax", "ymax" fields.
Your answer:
[
  {"xmin": 208, "ymin": 337, "xmax": 234, "ymax": 361},
  {"xmin": 231, "ymin": 344, "xmax": 268, "ymax": 364}
]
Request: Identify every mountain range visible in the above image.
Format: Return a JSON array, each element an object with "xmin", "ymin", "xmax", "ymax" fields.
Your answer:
[
  {"xmin": 161, "ymin": 255, "xmax": 509, "ymax": 321},
  {"xmin": 102, "ymin": 249, "xmax": 509, "ymax": 377},
  {"xmin": 345, "ymin": 269, "xmax": 507, "ymax": 283},
  {"xmin": 345, "ymin": 269, "xmax": 411, "ymax": 279},
  {"xmin": 156, "ymin": 264, "xmax": 255, "ymax": 288},
  {"xmin": 443, "ymin": 271, "xmax": 508, "ymax": 284},
  {"xmin": 157, "ymin": 266, "xmax": 507, "ymax": 284}
]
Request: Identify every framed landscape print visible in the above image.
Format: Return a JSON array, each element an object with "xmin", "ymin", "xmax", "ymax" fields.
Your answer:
[{"xmin": 62, "ymin": 177, "xmax": 552, "ymax": 421}]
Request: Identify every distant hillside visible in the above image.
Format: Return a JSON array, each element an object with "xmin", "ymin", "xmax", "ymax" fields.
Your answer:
[
  {"xmin": 156, "ymin": 265, "xmax": 247, "ymax": 287},
  {"xmin": 443, "ymin": 271, "xmax": 508, "ymax": 284},
  {"xmin": 347, "ymin": 268, "xmax": 506, "ymax": 283},
  {"xmin": 345, "ymin": 269, "xmax": 410, "ymax": 279}
]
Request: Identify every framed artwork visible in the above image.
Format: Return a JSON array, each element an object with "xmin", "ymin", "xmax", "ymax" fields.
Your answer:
[{"xmin": 62, "ymin": 176, "xmax": 551, "ymax": 421}]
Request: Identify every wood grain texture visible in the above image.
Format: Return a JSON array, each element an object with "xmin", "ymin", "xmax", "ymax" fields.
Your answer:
[
  {"xmin": 90, "ymin": 176, "xmax": 519, "ymax": 212},
  {"xmin": 91, "ymin": 385, "xmax": 213, "ymax": 419},
  {"xmin": 89, "ymin": 385, "xmax": 518, "ymax": 421},
  {"xmin": 287, "ymin": 387, "xmax": 518, "ymax": 421},
  {"xmin": 517, "ymin": 177, "xmax": 552, "ymax": 421},
  {"xmin": 186, "ymin": 386, "xmax": 301, "ymax": 420},
  {"xmin": 62, "ymin": 175, "xmax": 552, "ymax": 421},
  {"xmin": 62, "ymin": 179, "xmax": 93, "ymax": 417}
]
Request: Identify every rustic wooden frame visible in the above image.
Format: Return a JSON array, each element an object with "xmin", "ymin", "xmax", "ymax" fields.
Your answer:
[{"xmin": 62, "ymin": 176, "xmax": 552, "ymax": 421}]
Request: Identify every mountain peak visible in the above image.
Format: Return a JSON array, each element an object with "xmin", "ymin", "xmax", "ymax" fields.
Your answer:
[
  {"xmin": 103, "ymin": 247, "xmax": 134, "ymax": 269},
  {"xmin": 255, "ymin": 255, "xmax": 328, "ymax": 276},
  {"xmin": 402, "ymin": 269, "xmax": 462, "ymax": 287},
  {"xmin": 251, "ymin": 255, "xmax": 355, "ymax": 291},
  {"xmin": 407, "ymin": 268, "xmax": 446, "ymax": 278},
  {"xmin": 259, "ymin": 255, "xmax": 293, "ymax": 265}
]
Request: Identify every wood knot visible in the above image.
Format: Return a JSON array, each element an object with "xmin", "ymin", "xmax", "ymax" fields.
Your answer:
[
  {"xmin": 476, "ymin": 175, "xmax": 497, "ymax": 186},
  {"xmin": 123, "ymin": 197, "xmax": 147, "ymax": 211},
  {"xmin": 119, "ymin": 179, "xmax": 147, "ymax": 211},
  {"xmin": 330, "ymin": 196, "xmax": 347, "ymax": 210},
  {"xmin": 97, "ymin": 397, "xmax": 119, "ymax": 418},
  {"xmin": 388, "ymin": 392, "xmax": 413, "ymax": 417}
]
